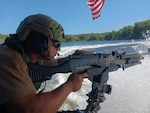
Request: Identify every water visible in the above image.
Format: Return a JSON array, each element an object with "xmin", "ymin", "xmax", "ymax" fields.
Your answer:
[
  {"xmin": 100, "ymin": 55, "xmax": 150, "ymax": 113},
  {"xmin": 59, "ymin": 40, "xmax": 149, "ymax": 57},
  {"xmin": 40, "ymin": 39, "xmax": 150, "ymax": 113}
]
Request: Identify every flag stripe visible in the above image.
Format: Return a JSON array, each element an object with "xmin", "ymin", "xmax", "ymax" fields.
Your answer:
[
  {"xmin": 92, "ymin": 2, "xmax": 103, "ymax": 14},
  {"xmin": 88, "ymin": 0, "xmax": 102, "ymax": 10},
  {"xmin": 93, "ymin": 0, "xmax": 103, "ymax": 10},
  {"xmin": 87, "ymin": 0, "xmax": 105, "ymax": 20}
]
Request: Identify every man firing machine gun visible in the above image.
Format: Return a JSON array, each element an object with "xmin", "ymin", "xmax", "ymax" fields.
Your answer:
[{"xmin": 28, "ymin": 50, "xmax": 143, "ymax": 113}]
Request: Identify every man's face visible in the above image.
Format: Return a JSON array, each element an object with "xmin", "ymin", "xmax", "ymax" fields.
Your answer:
[{"xmin": 48, "ymin": 39, "xmax": 61, "ymax": 58}]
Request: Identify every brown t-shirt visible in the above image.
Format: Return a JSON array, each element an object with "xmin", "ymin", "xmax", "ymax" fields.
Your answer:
[{"xmin": 0, "ymin": 45, "xmax": 36, "ymax": 104}]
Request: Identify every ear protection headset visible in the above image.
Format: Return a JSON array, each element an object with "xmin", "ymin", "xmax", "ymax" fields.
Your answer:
[
  {"xmin": 26, "ymin": 31, "xmax": 49, "ymax": 54},
  {"xmin": 30, "ymin": 37, "xmax": 48, "ymax": 54}
]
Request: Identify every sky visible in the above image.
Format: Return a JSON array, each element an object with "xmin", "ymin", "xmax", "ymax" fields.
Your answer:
[{"xmin": 0, "ymin": 0, "xmax": 150, "ymax": 35}]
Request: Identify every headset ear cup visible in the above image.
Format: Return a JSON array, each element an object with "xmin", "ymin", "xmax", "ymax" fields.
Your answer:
[{"xmin": 30, "ymin": 37, "xmax": 48, "ymax": 54}]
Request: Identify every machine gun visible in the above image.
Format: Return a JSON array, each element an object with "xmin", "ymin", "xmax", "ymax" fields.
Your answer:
[{"xmin": 27, "ymin": 51, "xmax": 143, "ymax": 113}]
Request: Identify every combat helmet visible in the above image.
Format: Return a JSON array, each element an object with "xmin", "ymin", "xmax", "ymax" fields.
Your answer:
[{"xmin": 16, "ymin": 14, "xmax": 65, "ymax": 42}]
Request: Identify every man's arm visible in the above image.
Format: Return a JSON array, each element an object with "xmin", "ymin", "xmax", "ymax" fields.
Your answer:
[{"xmin": 3, "ymin": 73, "xmax": 87, "ymax": 113}]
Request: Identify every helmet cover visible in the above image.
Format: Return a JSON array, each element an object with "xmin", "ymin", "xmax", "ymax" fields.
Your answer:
[{"xmin": 16, "ymin": 14, "xmax": 65, "ymax": 42}]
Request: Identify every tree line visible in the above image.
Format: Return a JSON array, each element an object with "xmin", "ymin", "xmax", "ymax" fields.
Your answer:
[
  {"xmin": 0, "ymin": 19, "xmax": 150, "ymax": 43},
  {"xmin": 65, "ymin": 19, "xmax": 150, "ymax": 42}
]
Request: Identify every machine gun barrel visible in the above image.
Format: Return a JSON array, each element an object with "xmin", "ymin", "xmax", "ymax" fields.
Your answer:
[{"xmin": 28, "ymin": 51, "xmax": 143, "ymax": 83}]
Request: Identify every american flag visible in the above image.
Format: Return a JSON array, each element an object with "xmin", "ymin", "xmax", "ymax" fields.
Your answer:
[{"xmin": 87, "ymin": 0, "xmax": 106, "ymax": 20}]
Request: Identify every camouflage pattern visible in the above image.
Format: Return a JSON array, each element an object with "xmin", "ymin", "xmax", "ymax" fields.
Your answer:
[{"xmin": 16, "ymin": 14, "xmax": 65, "ymax": 42}]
